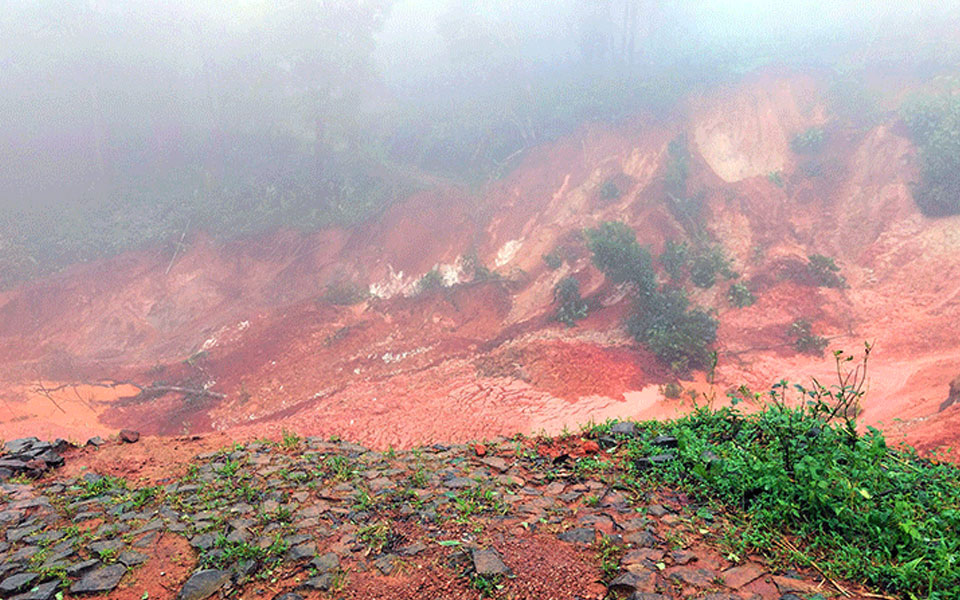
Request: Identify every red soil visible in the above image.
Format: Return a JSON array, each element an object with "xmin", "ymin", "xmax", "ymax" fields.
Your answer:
[{"xmin": 0, "ymin": 69, "xmax": 959, "ymax": 463}]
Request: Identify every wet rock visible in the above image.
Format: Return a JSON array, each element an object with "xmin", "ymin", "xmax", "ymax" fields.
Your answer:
[
  {"xmin": 190, "ymin": 533, "xmax": 216, "ymax": 550},
  {"xmin": 298, "ymin": 574, "xmax": 332, "ymax": 591},
  {"xmin": 373, "ymin": 554, "xmax": 396, "ymax": 575},
  {"xmin": 472, "ymin": 548, "xmax": 511, "ymax": 576},
  {"xmin": 272, "ymin": 595, "xmax": 304, "ymax": 600},
  {"xmin": 608, "ymin": 571, "xmax": 657, "ymax": 595},
  {"xmin": 4, "ymin": 438, "xmax": 39, "ymax": 455},
  {"xmin": 720, "ymin": 564, "xmax": 763, "ymax": 589},
  {"xmin": 310, "ymin": 553, "xmax": 340, "ymax": 574},
  {"xmin": 610, "ymin": 422, "xmax": 638, "ymax": 437},
  {"xmin": 119, "ymin": 430, "xmax": 140, "ymax": 443},
  {"xmin": 86, "ymin": 437, "xmax": 104, "ymax": 448},
  {"xmin": 66, "ymin": 559, "xmax": 100, "ymax": 577},
  {"xmin": 70, "ymin": 564, "xmax": 127, "ymax": 594},
  {"xmin": 668, "ymin": 567, "xmax": 715, "ymax": 587},
  {"xmin": 286, "ymin": 543, "xmax": 316, "ymax": 562},
  {"xmin": 118, "ymin": 551, "xmax": 147, "ymax": 567},
  {"xmin": 10, "ymin": 580, "xmax": 59, "ymax": 600},
  {"xmin": 557, "ymin": 528, "xmax": 595, "ymax": 544},
  {"xmin": 651, "ymin": 435, "xmax": 678, "ymax": 448},
  {"xmin": 0, "ymin": 573, "xmax": 38, "ymax": 595},
  {"xmin": 177, "ymin": 569, "xmax": 231, "ymax": 600},
  {"xmin": 670, "ymin": 550, "xmax": 697, "ymax": 565}
]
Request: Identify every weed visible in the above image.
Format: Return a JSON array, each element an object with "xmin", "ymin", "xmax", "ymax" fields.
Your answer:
[
  {"xmin": 281, "ymin": 429, "xmax": 301, "ymax": 450},
  {"xmin": 595, "ymin": 536, "xmax": 624, "ymax": 581}
]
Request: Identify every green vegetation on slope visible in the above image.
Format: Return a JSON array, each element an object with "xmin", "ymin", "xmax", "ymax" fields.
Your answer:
[{"xmin": 901, "ymin": 89, "xmax": 960, "ymax": 217}]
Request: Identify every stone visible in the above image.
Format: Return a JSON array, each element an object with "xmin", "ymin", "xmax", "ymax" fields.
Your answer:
[
  {"xmin": 66, "ymin": 560, "xmax": 100, "ymax": 577},
  {"xmin": 272, "ymin": 595, "xmax": 304, "ymax": 600},
  {"xmin": 177, "ymin": 569, "xmax": 231, "ymax": 600},
  {"xmin": 118, "ymin": 551, "xmax": 148, "ymax": 566},
  {"xmin": 10, "ymin": 580, "xmax": 59, "ymax": 600},
  {"xmin": 557, "ymin": 528, "xmax": 595, "ymax": 544},
  {"xmin": 310, "ymin": 553, "xmax": 340, "ymax": 574},
  {"xmin": 373, "ymin": 554, "xmax": 396, "ymax": 575},
  {"xmin": 940, "ymin": 374, "xmax": 960, "ymax": 411},
  {"xmin": 472, "ymin": 548, "xmax": 511, "ymax": 576},
  {"xmin": 610, "ymin": 422, "xmax": 638, "ymax": 437},
  {"xmin": 651, "ymin": 435, "xmax": 678, "ymax": 448},
  {"xmin": 37, "ymin": 451, "xmax": 63, "ymax": 468},
  {"xmin": 771, "ymin": 575, "xmax": 817, "ymax": 594},
  {"xmin": 670, "ymin": 550, "xmax": 697, "ymax": 565},
  {"xmin": 443, "ymin": 477, "xmax": 477, "ymax": 489},
  {"xmin": 286, "ymin": 543, "xmax": 316, "ymax": 561},
  {"xmin": 86, "ymin": 437, "xmax": 104, "ymax": 448},
  {"xmin": 70, "ymin": 564, "xmax": 127, "ymax": 594},
  {"xmin": 608, "ymin": 571, "xmax": 657, "ymax": 595},
  {"xmin": 4, "ymin": 438, "xmax": 39, "ymax": 455},
  {"xmin": 668, "ymin": 567, "xmax": 715, "ymax": 587},
  {"xmin": 119, "ymin": 430, "xmax": 140, "ymax": 443},
  {"xmin": 298, "ymin": 574, "xmax": 332, "ymax": 591},
  {"xmin": 0, "ymin": 573, "xmax": 38, "ymax": 595},
  {"xmin": 721, "ymin": 564, "xmax": 763, "ymax": 589},
  {"xmin": 400, "ymin": 542, "xmax": 426, "ymax": 556}
]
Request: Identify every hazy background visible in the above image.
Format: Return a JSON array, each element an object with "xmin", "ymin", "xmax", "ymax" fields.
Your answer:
[{"xmin": 0, "ymin": 0, "xmax": 958, "ymax": 284}]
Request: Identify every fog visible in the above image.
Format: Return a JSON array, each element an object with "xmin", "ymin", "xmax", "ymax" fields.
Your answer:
[{"xmin": 0, "ymin": 0, "xmax": 958, "ymax": 283}]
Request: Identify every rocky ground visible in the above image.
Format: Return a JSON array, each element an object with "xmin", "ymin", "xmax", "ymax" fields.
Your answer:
[{"xmin": 0, "ymin": 428, "xmax": 875, "ymax": 600}]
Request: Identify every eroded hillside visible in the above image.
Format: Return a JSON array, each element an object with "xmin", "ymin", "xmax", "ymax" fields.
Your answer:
[{"xmin": 1, "ymin": 70, "xmax": 959, "ymax": 460}]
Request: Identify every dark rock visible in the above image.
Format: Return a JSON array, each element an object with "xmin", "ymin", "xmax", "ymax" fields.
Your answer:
[
  {"xmin": 286, "ymin": 543, "xmax": 316, "ymax": 561},
  {"xmin": 66, "ymin": 560, "xmax": 100, "ymax": 577},
  {"xmin": 232, "ymin": 560, "xmax": 258, "ymax": 580},
  {"xmin": 310, "ymin": 553, "xmax": 339, "ymax": 574},
  {"xmin": 940, "ymin": 374, "xmax": 960, "ymax": 412},
  {"xmin": 177, "ymin": 569, "xmax": 231, "ymax": 600},
  {"xmin": 10, "ymin": 580, "xmax": 59, "ymax": 600},
  {"xmin": 670, "ymin": 550, "xmax": 697, "ymax": 565},
  {"xmin": 0, "ymin": 573, "xmax": 38, "ymax": 595},
  {"xmin": 610, "ymin": 422, "xmax": 638, "ymax": 437},
  {"xmin": 0, "ymin": 468, "xmax": 12, "ymax": 480},
  {"xmin": 272, "ymin": 595, "xmax": 304, "ymax": 600},
  {"xmin": 190, "ymin": 533, "xmax": 216, "ymax": 551},
  {"xmin": 557, "ymin": 528, "xmax": 595, "ymax": 544},
  {"xmin": 668, "ymin": 567, "xmax": 715, "ymax": 587},
  {"xmin": 298, "ymin": 574, "xmax": 332, "ymax": 591},
  {"xmin": 4, "ymin": 438, "xmax": 39, "ymax": 455},
  {"xmin": 373, "ymin": 554, "xmax": 396, "ymax": 575},
  {"xmin": 472, "ymin": 548, "xmax": 511, "ymax": 576},
  {"xmin": 88, "ymin": 540, "xmax": 123, "ymax": 555},
  {"xmin": 627, "ymin": 594, "xmax": 670, "ymax": 600},
  {"xmin": 400, "ymin": 542, "xmax": 426, "ymax": 556},
  {"xmin": 85, "ymin": 437, "xmax": 104, "ymax": 448},
  {"xmin": 118, "ymin": 551, "xmax": 147, "ymax": 567},
  {"xmin": 651, "ymin": 435, "xmax": 678, "ymax": 448},
  {"xmin": 70, "ymin": 564, "xmax": 127, "ymax": 594},
  {"xmin": 119, "ymin": 430, "xmax": 140, "ymax": 444},
  {"xmin": 37, "ymin": 451, "xmax": 63, "ymax": 468},
  {"xmin": 609, "ymin": 571, "xmax": 657, "ymax": 595},
  {"xmin": 443, "ymin": 477, "xmax": 477, "ymax": 489}
]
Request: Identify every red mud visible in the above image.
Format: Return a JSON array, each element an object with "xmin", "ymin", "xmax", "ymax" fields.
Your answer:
[{"xmin": 1, "ymin": 70, "xmax": 959, "ymax": 461}]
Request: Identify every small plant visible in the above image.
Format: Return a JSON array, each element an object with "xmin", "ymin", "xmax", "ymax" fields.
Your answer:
[
  {"xmin": 416, "ymin": 268, "xmax": 444, "ymax": 293},
  {"xmin": 689, "ymin": 244, "xmax": 736, "ymax": 289},
  {"xmin": 662, "ymin": 382, "xmax": 682, "ymax": 399},
  {"xmin": 595, "ymin": 536, "xmax": 624, "ymax": 581},
  {"xmin": 807, "ymin": 254, "xmax": 846, "ymax": 288},
  {"xmin": 660, "ymin": 239, "xmax": 689, "ymax": 281},
  {"xmin": 281, "ymin": 429, "xmax": 301, "ymax": 450},
  {"xmin": 727, "ymin": 281, "xmax": 755, "ymax": 308},
  {"xmin": 766, "ymin": 170, "xmax": 785, "ymax": 188},
  {"xmin": 599, "ymin": 178, "xmax": 622, "ymax": 202},
  {"xmin": 357, "ymin": 522, "xmax": 390, "ymax": 553},
  {"xmin": 542, "ymin": 250, "xmax": 563, "ymax": 270},
  {"xmin": 791, "ymin": 127, "xmax": 826, "ymax": 154},
  {"xmin": 553, "ymin": 276, "xmax": 588, "ymax": 327},
  {"xmin": 790, "ymin": 319, "xmax": 828, "ymax": 356},
  {"xmin": 467, "ymin": 572, "xmax": 503, "ymax": 597},
  {"xmin": 216, "ymin": 460, "xmax": 241, "ymax": 479}
]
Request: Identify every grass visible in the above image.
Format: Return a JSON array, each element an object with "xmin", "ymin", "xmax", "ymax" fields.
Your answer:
[{"xmin": 580, "ymin": 348, "xmax": 960, "ymax": 599}]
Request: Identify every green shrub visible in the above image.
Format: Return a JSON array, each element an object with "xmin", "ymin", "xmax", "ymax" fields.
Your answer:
[
  {"xmin": 553, "ymin": 276, "xmax": 588, "ymax": 327},
  {"xmin": 766, "ymin": 170, "xmax": 785, "ymax": 187},
  {"xmin": 659, "ymin": 240, "xmax": 689, "ymax": 281},
  {"xmin": 584, "ymin": 222, "xmax": 657, "ymax": 299},
  {"xmin": 627, "ymin": 288, "xmax": 718, "ymax": 373},
  {"xmin": 664, "ymin": 136, "xmax": 690, "ymax": 197},
  {"xmin": 323, "ymin": 278, "xmax": 367, "ymax": 305},
  {"xmin": 727, "ymin": 281, "xmax": 755, "ymax": 308},
  {"xmin": 608, "ymin": 349, "xmax": 960, "ymax": 599},
  {"xmin": 662, "ymin": 382, "xmax": 682, "ymax": 399},
  {"xmin": 807, "ymin": 254, "xmax": 846, "ymax": 288},
  {"xmin": 901, "ymin": 93, "xmax": 960, "ymax": 216},
  {"xmin": 790, "ymin": 127, "xmax": 826, "ymax": 154},
  {"xmin": 416, "ymin": 268, "xmax": 444, "ymax": 294},
  {"xmin": 599, "ymin": 179, "xmax": 622, "ymax": 202},
  {"xmin": 542, "ymin": 251, "xmax": 563, "ymax": 270},
  {"xmin": 790, "ymin": 319, "xmax": 828, "ymax": 356},
  {"xmin": 689, "ymin": 245, "xmax": 736, "ymax": 289}
]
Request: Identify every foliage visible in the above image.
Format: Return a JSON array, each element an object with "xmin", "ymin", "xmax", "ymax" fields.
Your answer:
[
  {"xmin": 542, "ymin": 251, "xmax": 563, "ymax": 270},
  {"xmin": 689, "ymin": 245, "xmax": 736, "ymax": 289},
  {"xmin": 664, "ymin": 136, "xmax": 690, "ymax": 197},
  {"xmin": 416, "ymin": 268, "xmax": 445, "ymax": 294},
  {"xmin": 766, "ymin": 171, "xmax": 785, "ymax": 188},
  {"xmin": 604, "ymin": 348, "xmax": 960, "ymax": 600},
  {"xmin": 727, "ymin": 281, "xmax": 755, "ymax": 308},
  {"xmin": 790, "ymin": 319, "xmax": 828, "ymax": 356},
  {"xmin": 553, "ymin": 276, "xmax": 588, "ymax": 327},
  {"xmin": 583, "ymin": 222, "xmax": 656, "ymax": 299},
  {"xmin": 807, "ymin": 254, "xmax": 846, "ymax": 288},
  {"xmin": 323, "ymin": 278, "xmax": 367, "ymax": 306},
  {"xmin": 662, "ymin": 382, "xmax": 682, "ymax": 399},
  {"xmin": 599, "ymin": 179, "xmax": 622, "ymax": 202},
  {"xmin": 790, "ymin": 127, "xmax": 826, "ymax": 154},
  {"xmin": 659, "ymin": 240, "xmax": 689, "ymax": 281},
  {"xmin": 627, "ymin": 288, "xmax": 718, "ymax": 373},
  {"xmin": 901, "ymin": 91, "xmax": 960, "ymax": 216}
]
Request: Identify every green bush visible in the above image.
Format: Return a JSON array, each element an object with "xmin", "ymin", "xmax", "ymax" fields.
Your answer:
[
  {"xmin": 627, "ymin": 288, "xmax": 718, "ymax": 373},
  {"xmin": 901, "ymin": 93, "xmax": 960, "ymax": 216},
  {"xmin": 659, "ymin": 240, "xmax": 689, "ymax": 281},
  {"xmin": 790, "ymin": 319, "xmax": 828, "ymax": 356},
  {"xmin": 664, "ymin": 136, "xmax": 690, "ymax": 197},
  {"xmin": 584, "ymin": 222, "xmax": 657, "ymax": 299},
  {"xmin": 727, "ymin": 281, "xmax": 755, "ymax": 308},
  {"xmin": 416, "ymin": 268, "xmax": 444, "ymax": 294},
  {"xmin": 322, "ymin": 278, "xmax": 367, "ymax": 305},
  {"xmin": 603, "ymin": 349, "xmax": 960, "ymax": 599},
  {"xmin": 542, "ymin": 251, "xmax": 563, "ymax": 270},
  {"xmin": 790, "ymin": 127, "xmax": 826, "ymax": 154},
  {"xmin": 807, "ymin": 254, "xmax": 846, "ymax": 288},
  {"xmin": 553, "ymin": 276, "xmax": 588, "ymax": 327},
  {"xmin": 599, "ymin": 179, "xmax": 622, "ymax": 202},
  {"xmin": 689, "ymin": 245, "xmax": 736, "ymax": 289}
]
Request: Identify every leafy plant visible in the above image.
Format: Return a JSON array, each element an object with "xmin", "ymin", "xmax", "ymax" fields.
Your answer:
[
  {"xmin": 542, "ymin": 250, "xmax": 563, "ymax": 270},
  {"xmin": 790, "ymin": 319, "xmax": 828, "ymax": 356},
  {"xmin": 807, "ymin": 254, "xmax": 846, "ymax": 288},
  {"xmin": 727, "ymin": 281, "xmax": 755, "ymax": 308},
  {"xmin": 416, "ymin": 268, "xmax": 444, "ymax": 294},
  {"xmin": 689, "ymin": 245, "xmax": 736, "ymax": 289},
  {"xmin": 901, "ymin": 91, "xmax": 960, "ymax": 216},
  {"xmin": 659, "ymin": 240, "xmax": 689, "ymax": 281},
  {"xmin": 627, "ymin": 288, "xmax": 718, "ymax": 373},
  {"xmin": 767, "ymin": 170, "xmax": 785, "ymax": 187},
  {"xmin": 790, "ymin": 127, "xmax": 826, "ymax": 154},
  {"xmin": 599, "ymin": 178, "xmax": 622, "ymax": 202},
  {"xmin": 584, "ymin": 221, "xmax": 657, "ymax": 299},
  {"xmin": 553, "ymin": 276, "xmax": 588, "ymax": 327}
]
